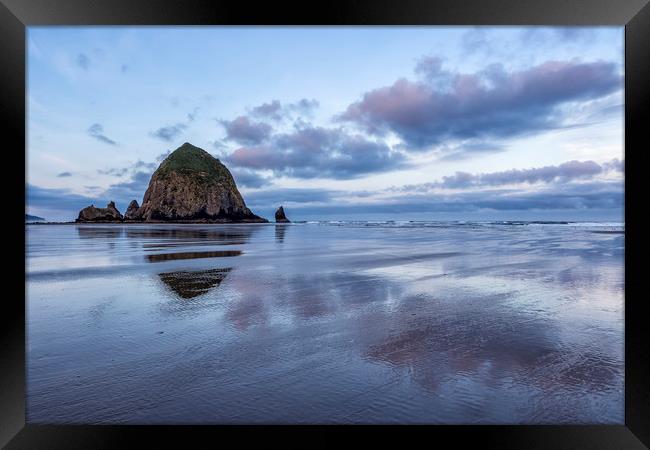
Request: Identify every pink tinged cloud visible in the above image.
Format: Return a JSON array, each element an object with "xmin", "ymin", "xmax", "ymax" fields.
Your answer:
[{"xmin": 338, "ymin": 60, "xmax": 622, "ymax": 149}]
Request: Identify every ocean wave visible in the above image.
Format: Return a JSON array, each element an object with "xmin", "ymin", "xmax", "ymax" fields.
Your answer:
[{"xmin": 307, "ymin": 220, "xmax": 624, "ymax": 231}]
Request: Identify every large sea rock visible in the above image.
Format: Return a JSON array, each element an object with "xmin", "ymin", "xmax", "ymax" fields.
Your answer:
[
  {"xmin": 76, "ymin": 201, "xmax": 123, "ymax": 222},
  {"xmin": 128, "ymin": 143, "xmax": 267, "ymax": 223}
]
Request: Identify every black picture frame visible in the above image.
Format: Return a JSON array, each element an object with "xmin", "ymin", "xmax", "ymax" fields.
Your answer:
[{"xmin": 3, "ymin": 0, "xmax": 648, "ymax": 447}]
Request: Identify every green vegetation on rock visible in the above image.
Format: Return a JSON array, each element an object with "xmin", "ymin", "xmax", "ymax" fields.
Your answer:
[{"xmin": 156, "ymin": 142, "xmax": 234, "ymax": 186}]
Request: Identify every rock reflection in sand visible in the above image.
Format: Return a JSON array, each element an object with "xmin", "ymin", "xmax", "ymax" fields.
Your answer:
[
  {"xmin": 125, "ymin": 227, "xmax": 258, "ymax": 242},
  {"xmin": 159, "ymin": 268, "xmax": 232, "ymax": 299},
  {"xmin": 146, "ymin": 250, "xmax": 242, "ymax": 262},
  {"xmin": 76, "ymin": 225, "xmax": 259, "ymax": 246},
  {"xmin": 275, "ymin": 224, "xmax": 288, "ymax": 243},
  {"xmin": 76, "ymin": 226, "xmax": 124, "ymax": 239}
]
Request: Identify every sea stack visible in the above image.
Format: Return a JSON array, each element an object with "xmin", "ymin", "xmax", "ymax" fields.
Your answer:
[
  {"xmin": 128, "ymin": 142, "xmax": 267, "ymax": 223},
  {"xmin": 76, "ymin": 201, "xmax": 123, "ymax": 222},
  {"xmin": 275, "ymin": 206, "xmax": 290, "ymax": 223},
  {"xmin": 124, "ymin": 200, "xmax": 140, "ymax": 220}
]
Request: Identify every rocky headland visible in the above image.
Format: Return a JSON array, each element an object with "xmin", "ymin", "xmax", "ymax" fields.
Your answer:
[{"xmin": 26, "ymin": 214, "xmax": 45, "ymax": 222}]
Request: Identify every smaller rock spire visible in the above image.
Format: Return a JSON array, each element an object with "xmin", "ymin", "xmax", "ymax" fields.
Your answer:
[
  {"xmin": 275, "ymin": 206, "xmax": 290, "ymax": 223},
  {"xmin": 125, "ymin": 200, "xmax": 141, "ymax": 220}
]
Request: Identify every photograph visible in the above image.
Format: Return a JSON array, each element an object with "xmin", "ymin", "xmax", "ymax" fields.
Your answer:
[{"xmin": 25, "ymin": 26, "xmax": 625, "ymax": 425}]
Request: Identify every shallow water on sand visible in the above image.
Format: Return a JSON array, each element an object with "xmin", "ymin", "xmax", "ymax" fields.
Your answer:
[{"xmin": 26, "ymin": 222, "xmax": 624, "ymax": 424}]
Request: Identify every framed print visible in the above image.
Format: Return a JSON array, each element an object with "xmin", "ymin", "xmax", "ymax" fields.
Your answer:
[{"xmin": 2, "ymin": 0, "xmax": 649, "ymax": 447}]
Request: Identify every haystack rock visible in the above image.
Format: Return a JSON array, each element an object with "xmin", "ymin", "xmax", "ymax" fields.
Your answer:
[
  {"xmin": 76, "ymin": 201, "xmax": 123, "ymax": 222},
  {"xmin": 275, "ymin": 206, "xmax": 290, "ymax": 223},
  {"xmin": 130, "ymin": 142, "xmax": 267, "ymax": 223},
  {"xmin": 124, "ymin": 200, "xmax": 140, "ymax": 220}
]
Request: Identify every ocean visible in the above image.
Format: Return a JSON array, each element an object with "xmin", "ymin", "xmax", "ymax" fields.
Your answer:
[{"xmin": 25, "ymin": 221, "xmax": 624, "ymax": 424}]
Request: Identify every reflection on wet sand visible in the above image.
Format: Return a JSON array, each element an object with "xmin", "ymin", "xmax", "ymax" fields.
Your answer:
[
  {"xmin": 143, "ymin": 241, "xmax": 246, "ymax": 249},
  {"xmin": 225, "ymin": 293, "xmax": 268, "ymax": 330},
  {"xmin": 159, "ymin": 268, "xmax": 232, "ymax": 299},
  {"xmin": 28, "ymin": 223, "xmax": 624, "ymax": 424},
  {"xmin": 364, "ymin": 291, "xmax": 562, "ymax": 392},
  {"xmin": 275, "ymin": 225, "xmax": 288, "ymax": 243},
  {"xmin": 76, "ymin": 225, "xmax": 260, "ymax": 247},
  {"xmin": 146, "ymin": 250, "xmax": 242, "ymax": 262},
  {"xmin": 76, "ymin": 226, "xmax": 124, "ymax": 239},
  {"xmin": 126, "ymin": 227, "xmax": 259, "ymax": 243},
  {"xmin": 218, "ymin": 266, "xmax": 623, "ymax": 412}
]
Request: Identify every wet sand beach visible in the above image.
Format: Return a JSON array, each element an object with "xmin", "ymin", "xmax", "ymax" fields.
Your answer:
[{"xmin": 26, "ymin": 222, "xmax": 624, "ymax": 424}]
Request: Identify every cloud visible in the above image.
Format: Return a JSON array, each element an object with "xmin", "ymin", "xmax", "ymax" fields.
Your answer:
[
  {"xmin": 245, "ymin": 188, "xmax": 338, "ymax": 207},
  {"xmin": 103, "ymin": 171, "xmax": 152, "ymax": 203},
  {"xmin": 187, "ymin": 107, "xmax": 199, "ymax": 122},
  {"xmin": 212, "ymin": 140, "xmax": 228, "ymax": 152},
  {"xmin": 460, "ymin": 29, "xmax": 493, "ymax": 56},
  {"xmin": 88, "ymin": 123, "xmax": 117, "ymax": 145},
  {"xmin": 242, "ymin": 179, "xmax": 623, "ymax": 219},
  {"xmin": 520, "ymin": 27, "xmax": 598, "ymax": 47},
  {"xmin": 27, "ymin": 183, "xmax": 98, "ymax": 213},
  {"xmin": 155, "ymin": 150, "xmax": 172, "ymax": 162},
  {"xmin": 133, "ymin": 160, "xmax": 158, "ymax": 171},
  {"xmin": 150, "ymin": 123, "xmax": 187, "ymax": 142},
  {"xmin": 429, "ymin": 181, "xmax": 624, "ymax": 211},
  {"xmin": 99, "ymin": 149, "xmax": 187, "ymax": 203},
  {"xmin": 288, "ymin": 98, "xmax": 319, "ymax": 115},
  {"xmin": 338, "ymin": 59, "xmax": 622, "ymax": 153},
  {"xmin": 602, "ymin": 158, "xmax": 624, "ymax": 173},
  {"xmin": 251, "ymin": 100, "xmax": 282, "ymax": 120},
  {"xmin": 458, "ymin": 27, "xmax": 606, "ymax": 64},
  {"xmin": 99, "ymin": 160, "xmax": 157, "ymax": 177},
  {"xmin": 151, "ymin": 107, "xmax": 199, "ymax": 142},
  {"xmin": 391, "ymin": 159, "xmax": 622, "ymax": 193},
  {"xmin": 250, "ymin": 98, "xmax": 319, "ymax": 121},
  {"xmin": 227, "ymin": 123, "xmax": 406, "ymax": 179},
  {"xmin": 76, "ymin": 53, "xmax": 90, "ymax": 70},
  {"xmin": 97, "ymin": 167, "xmax": 128, "ymax": 176},
  {"xmin": 435, "ymin": 141, "xmax": 507, "ymax": 161},
  {"xmin": 439, "ymin": 160, "xmax": 607, "ymax": 189},
  {"xmin": 231, "ymin": 168, "xmax": 272, "ymax": 189},
  {"xmin": 57, "ymin": 172, "xmax": 72, "ymax": 177},
  {"xmin": 99, "ymin": 156, "xmax": 172, "ymax": 204},
  {"xmin": 414, "ymin": 56, "xmax": 448, "ymax": 82},
  {"xmin": 283, "ymin": 182, "xmax": 622, "ymax": 213},
  {"xmin": 219, "ymin": 116, "xmax": 272, "ymax": 145}
]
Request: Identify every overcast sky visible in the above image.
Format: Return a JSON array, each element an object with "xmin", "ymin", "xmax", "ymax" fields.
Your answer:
[{"xmin": 27, "ymin": 26, "xmax": 624, "ymax": 222}]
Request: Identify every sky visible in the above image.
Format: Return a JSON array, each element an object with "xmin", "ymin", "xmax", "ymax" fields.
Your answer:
[{"xmin": 26, "ymin": 26, "xmax": 624, "ymax": 222}]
